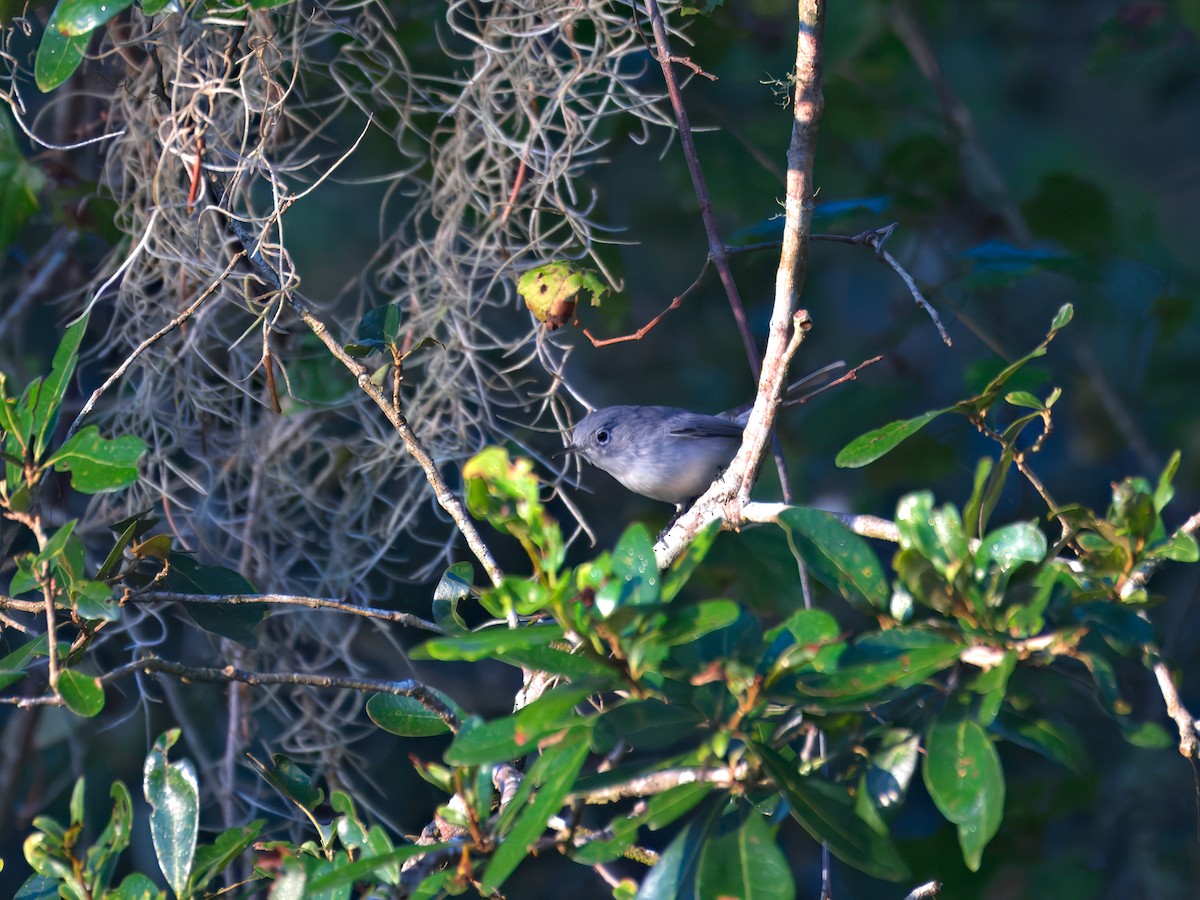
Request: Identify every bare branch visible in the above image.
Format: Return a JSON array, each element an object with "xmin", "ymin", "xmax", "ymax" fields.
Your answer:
[
  {"xmin": 130, "ymin": 590, "xmax": 444, "ymax": 633},
  {"xmin": 655, "ymin": 0, "xmax": 826, "ymax": 568}
]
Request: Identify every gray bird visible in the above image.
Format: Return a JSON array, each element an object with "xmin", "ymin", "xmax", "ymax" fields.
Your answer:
[{"xmin": 564, "ymin": 363, "xmax": 843, "ymax": 506}]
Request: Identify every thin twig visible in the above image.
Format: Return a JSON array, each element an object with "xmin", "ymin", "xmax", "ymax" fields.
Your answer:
[
  {"xmin": 568, "ymin": 764, "xmax": 747, "ymax": 804},
  {"xmin": 64, "ymin": 252, "xmax": 246, "ymax": 442},
  {"xmin": 288, "ymin": 294, "xmax": 505, "ymax": 590},
  {"xmin": 107, "ymin": 655, "xmax": 460, "ymax": 730},
  {"xmin": 1152, "ymin": 656, "xmax": 1199, "ymax": 759},
  {"xmin": 128, "ymin": 590, "xmax": 445, "ymax": 632},
  {"xmin": 642, "ymin": 0, "xmax": 793, "ymax": 499},
  {"xmin": 655, "ymin": 0, "xmax": 826, "ymax": 568}
]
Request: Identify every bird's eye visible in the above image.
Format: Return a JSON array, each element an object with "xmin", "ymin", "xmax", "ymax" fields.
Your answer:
[{"xmin": 595, "ymin": 429, "xmax": 610, "ymax": 445}]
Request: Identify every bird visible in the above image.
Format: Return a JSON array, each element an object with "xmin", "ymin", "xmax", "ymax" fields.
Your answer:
[{"xmin": 563, "ymin": 362, "xmax": 843, "ymax": 506}]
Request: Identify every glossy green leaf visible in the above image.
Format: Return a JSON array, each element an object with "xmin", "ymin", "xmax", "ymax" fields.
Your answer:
[
  {"xmin": 143, "ymin": 730, "xmax": 199, "ymax": 896},
  {"xmin": 776, "ymin": 506, "xmax": 889, "ymax": 608},
  {"xmin": 594, "ymin": 700, "xmax": 705, "ymax": 753},
  {"xmin": 57, "ymin": 668, "xmax": 104, "ymax": 716},
  {"xmin": 696, "ymin": 809, "xmax": 795, "ymax": 900},
  {"xmin": 140, "ymin": 0, "xmax": 172, "ymax": 13},
  {"xmin": 34, "ymin": 8, "xmax": 89, "ymax": 93},
  {"xmin": 46, "ymin": 427, "xmax": 145, "ymax": 493},
  {"xmin": 483, "ymin": 729, "xmax": 590, "ymax": 891},
  {"xmin": 413, "ymin": 624, "xmax": 563, "ymax": 661},
  {"xmin": 1004, "ymin": 390, "xmax": 1044, "ymax": 410},
  {"xmin": 835, "ymin": 408, "xmax": 949, "ymax": 468},
  {"xmin": 655, "ymin": 600, "xmax": 741, "ymax": 646},
  {"xmin": 432, "ymin": 562, "xmax": 472, "ymax": 632},
  {"xmin": 794, "ymin": 633, "xmax": 960, "ymax": 700},
  {"xmin": 1153, "ymin": 450, "xmax": 1180, "ymax": 512},
  {"xmin": 975, "ymin": 521, "xmax": 1046, "ymax": 573},
  {"xmin": 993, "ymin": 711, "xmax": 1086, "ymax": 772},
  {"xmin": 757, "ymin": 745, "xmax": 909, "ymax": 881},
  {"xmin": 445, "ymin": 685, "xmax": 594, "ymax": 765},
  {"xmin": 366, "ymin": 691, "xmax": 458, "ymax": 737},
  {"xmin": 54, "ymin": 0, "xmax": 133, "ymax": 36},
  {"xmin": 634, "ymin": 796, "xmax": 723, "ymax": 900},
  {"xmin": 82, "ymin": 781, "xmax": 133, "ymax": 895},
  {"xmin": 607, "ymin": 523, "xmax": 661, "ymax": 609},
  {"xmin": 1120, "ymin": 720, "xmax": 1173, "ymax": 749},
  {"xmin": 250, "ymin": 753, "xmax": 323, "ymax": 810},
  {"xmin": 922, "ymin": 717, "xmax": 1004, "ymax": 871},
  {"xmin": 303, "ymin": 844, "xmax": 442, "ymax": 893},
  {"xmin": 1155, "ymin": 530, "xmax": 1200, "ymax": 563},
  {"xmin": 29, "ymin": 314, "xmax": 87, "ymax": 459},
  {"xmin": 662, "ymin": 521, "xmax": 721, "ymax": 601},
  {"xmin": 864, "ymin": 732, "xmax": 920, "ymax": 811},
  {"xmin": 108, "ymin": 872, "xmax": 164, "ymax": 899},
  {"xmin": 495, "ymin": 644, "xmax": 619, "ymax": 681},
  {"xmin": 187, "ymin": 822, "xmax": 264, "ymax": 895},
  {"xmin": 34, "ymin": 520, "xmax": 77, "ymax": 566},
  {"xmin": 164, "ymin": 555, "xmax": 265, "ymax": 647},
  {"xmin": 970, "ymin": 651, "xmax": 1016, "ymax": 726},
  {"xmin": 763, "ymin": 608, "xmax": 841, "ymax": 677}
]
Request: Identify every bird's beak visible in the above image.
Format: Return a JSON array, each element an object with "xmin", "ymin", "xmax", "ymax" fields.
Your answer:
[{"xmin": 554, "ymin": 444, "xmax": 577, "ymax": 459}]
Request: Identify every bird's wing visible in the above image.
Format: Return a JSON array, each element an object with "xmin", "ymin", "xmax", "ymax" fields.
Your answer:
[{"xmin": 666, "ymin": 414, "xmax": 745, "ymax": 439}]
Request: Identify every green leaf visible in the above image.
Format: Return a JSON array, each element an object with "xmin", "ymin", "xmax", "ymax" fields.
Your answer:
[
  {"xmin": 71, "ymin": 579, "xmax": 119, "ymax": 622},
  {"xmin": 606, "ymin": 523, "xmax": 661, "ymax": 611},
  {"xmin": 140, "ymin": 0, "xmax": 172, "ymax": 13},
  {"xmin": 57, "ymin": 668, "xmax": 104, "ymax": 716},
  {"xmin": 432, "ymin": 562, "xmax": 473, "ymax": 632},
  {"xmin": 482, "ymin": 730, "xmax": 590, "ymax": 891},
  {"xmin": 30, "ymin": 314, "xmax": 88, "ymax": 459},
  {"xmin": 108, "ymin": 872, "xmax": 165, "ymax": 899},
  {"xmin": 865, "ymin": 732, "xmax": 921, "ymax": 811},
  {"xmin": 164, "ymin": 555, "xmax": 265, "ymax": 648},
  {"xmin": 654, "ymin": 600, "xmax": 741, "ymax": 646},
  {"xmin": 34, "ymin": 520, "xmax": 77, "ymax": 567},
  {"xmin": 993, "ymin": 711, "xmax": 1086, "ymax": 773},
  {"xmin": 186, "ymin": 822, "xmax": 264, "ymax": 895},
  {"xmin": 662, "ymin": 521, "xmax": 721, "ymax": 601},
  {"xmin": 697, "ymin": 809, "xmax": 795, "ymax": 900},
  {"xmin": 775, "ymin": 506, "xmax": 889, "ymax": 609},
  {"xmin": 494, "ymin": 644, "xmax": 619, "ymax": 682},
  {"xmin": 35, "ymin": 6, "xmax": 89, "ymax": 92},
  {"xmin": 143, "ymin": 729, "xmax": 198, "ymax": 898},
  {"xmin": 445, "ymin": 685, "xmax": 595, "ymax": 765},
  {"xmin": 793, "ymin": 632, "xmax": 961, "ymax": 700},
  {"xmin": 302, "ymin": 844, "xmax": 444, "ymax": 893},
  {"xmin": 835, "ymin": 408, "xmax": 949, "ymax": 468},
  {"xmin": 412, "ymin": 624, "xmax": 563, "ymax": 662},
  {"xmin": 517, "ymin": 261, "xmax": 608, "ymax": 329},
  {"xmin": 1004, "ymin": 390, "xmax": 1046, "ymax": 410},
  {"xmin": 975, "ymin": 521, "xmax": 1046, "ymax": 573},
  {"xmin": 963, "ymin": 457, "xmax": 994, "ymax": 541},
  {"xmin": 53, "ymin": 0, "xmax": 133, "ymax": 36},
  {"xmin": 594, "ymin": 700, "xmax": 705, "ymax": 753},
  {"xmin": 570, "ymin": 783, "xmax": 714, "ymax": 865},
  {"xmin": 366, "ymin": 691, "xmax": 460, "ymax": 737},
  {"xmin": 1155, "ymin": 530, "xmax": 1199, "ymax": 563},
  {"xmin": 82, "ymin": 781, "xmax": 133, "ymax": 896},
  {"xmin": 249, "ymin": 753, "xmax": 324, "ymax": 810},
  {"xmin": 634, "ymin": 796, "xmax": 723, "ymax": 900},
  {"xmin": 922, "ymin": 717, "xmax": 1004, "ymax": 871},
  {"xmin": 969, "ymin": 304, "xmax": 1073, "ymax": 409},
  {"xmin": 46, "ymin": 427, "xmax": 145, "ymax": 493},
  {"xmin": 1121, "ymin": 720, "xmax": 1173, "ymax": 750},
  {"xmin": 756, "ymin": 744, "xmax": 909, "ymax": 881}
]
